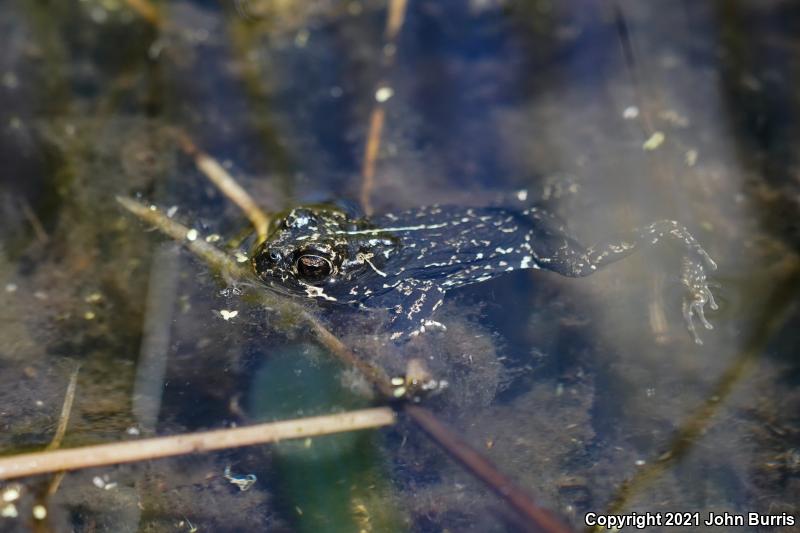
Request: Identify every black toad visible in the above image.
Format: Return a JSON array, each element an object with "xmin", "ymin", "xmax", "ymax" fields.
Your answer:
[{"xmin": 251, "ymin": 204, "xmax": 718, "ymax": 343}]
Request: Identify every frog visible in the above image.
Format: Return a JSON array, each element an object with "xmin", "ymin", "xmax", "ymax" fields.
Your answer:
[{"xmin": 251, "ymin": 203, "xmax": 718, "ymax": 343}]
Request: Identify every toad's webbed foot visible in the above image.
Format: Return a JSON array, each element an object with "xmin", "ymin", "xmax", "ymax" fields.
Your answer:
[
  {"xmin": 637, "ymin": 221, "xmax": 718, "ymax": 343},
  {"xmin": 544, "ymin": 219, "xmax": 718, "ymax": 343},
  {"xmin": 681, "ymin": 256, "xmax": 719, "ymax": 345}
]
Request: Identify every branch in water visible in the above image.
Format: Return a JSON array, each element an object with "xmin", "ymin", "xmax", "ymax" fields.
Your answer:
[{"xmin": 0, "ymin": 408, "xmax": 396, "ymax": 480}]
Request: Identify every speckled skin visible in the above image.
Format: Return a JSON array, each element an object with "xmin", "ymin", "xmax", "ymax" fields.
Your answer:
[{"xmin": 252, "ymin": 205, "xmax": 718, "ymax": 343}]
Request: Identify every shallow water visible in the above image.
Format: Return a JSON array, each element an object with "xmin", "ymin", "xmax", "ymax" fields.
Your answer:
[{"xmin": 0, "ymin": 0, "xmax": 798, "ymax": 531}]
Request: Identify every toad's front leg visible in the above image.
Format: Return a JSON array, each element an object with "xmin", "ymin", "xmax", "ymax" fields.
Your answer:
[
  {"xmin": 385, "ymin": 279, "xmax": 447, "ymax": 341},
  {"xmin": 537, "ymin": 220, "xmax": 718, "ymax": 344}
]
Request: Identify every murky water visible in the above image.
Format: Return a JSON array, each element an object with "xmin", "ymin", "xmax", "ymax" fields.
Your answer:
[{"xmin": 0, "ymin": 0, "xmax": 798, "ymax": 531}]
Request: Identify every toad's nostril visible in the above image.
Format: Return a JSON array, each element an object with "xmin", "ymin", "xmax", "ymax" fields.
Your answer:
[{"xmin": 268, "ymin": 250, "xmax": 281, "ymax": 262}]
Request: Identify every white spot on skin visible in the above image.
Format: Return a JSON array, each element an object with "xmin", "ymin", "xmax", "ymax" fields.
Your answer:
[
  {"xmin": 291, "ymin": 213, "xmax": 310, "ymax": 227},
  {"xmin": 302, "ymin": 284, "xmax": 338, "ymax": 301},
  {"xmin": 520, "ymin": 256, "xmax": 533, "ymax": 269}
]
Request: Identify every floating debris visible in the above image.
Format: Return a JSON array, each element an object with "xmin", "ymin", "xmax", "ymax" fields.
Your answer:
[
  {"xmin": 685, "ymin": 149, "xmax": 699, "ymax": 167},
  {"xmin": 219, "ymin": 309, "xmax": 238, "ymax": 321},
  {"xmin": 32, "ymin": 505, "xmax": 46, "ymax": 520},
  {"xmin": 622, "ymin": 106, "xmax": 639, "ymax": 119},
  {"xmin": 2, "ymin": 486, "xmax": 20, "ymax": 503},
  {"xmin": 375, "ymin": 86, "xmax": 394, "ymax": 103},
  {"xmin": 658, "ymin": 109, "xmax": 689, "ymax": 127},
  {"xmin": 186, "ymin": 229, "xmax": 199, "ymax": 242},
  {"xmin": 642, "ymin": 131, "xmax": 665, "ymax": 151},
  {"xmin": 224, "ymin": 466, "xmax": 257, "ymax": 491},
  {"xmin": 84, "ymin": 292, "xmax": 103, "ymax": 303},
  {"xmin": 294, "ymin": 28, "xmax": 310, "ymax": 48}
]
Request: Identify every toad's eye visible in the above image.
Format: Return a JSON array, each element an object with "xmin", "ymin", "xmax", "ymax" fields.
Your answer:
[{"xmin": 296, "ymin": 254, "xmax": 333, "ymax": 282}]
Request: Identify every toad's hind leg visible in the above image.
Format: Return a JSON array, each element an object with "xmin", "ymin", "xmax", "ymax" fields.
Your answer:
[{"xmin": 541, "ymin": 220, "xmax": 718, "ymax": 344}]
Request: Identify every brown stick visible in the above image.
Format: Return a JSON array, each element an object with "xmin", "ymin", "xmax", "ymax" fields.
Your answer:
[
  {"xmin": 45, "ymin": 363, "xmax": 80, "ymax": 452},
  {"xmin": 406, "ymin": 406, "xmax": 574, "ymax": 533},
  {"xmin": 124, "ymin": 0, "xmax": 162, "ymax": 27},
  {"xmin": 116, "ymin": 196, "xmax": 244, "ymax": 276},
  {"xmin": 359, "ymin": 108, "xmax": 385, "ymax": 216},
  {"xmin": 359, "ymin": 0, "xmax": 409, "ymax": 215},
  {"xmin": 385, "ymin": 0, "xmax": 409, "ymax": 41},
  {"xmin": 44, "ymin": 362, "xmax": 81, "ymax": 495},
  {"xmin": 0, "ymin": 408, "xmax": 395, "ymax": 480},
  {"xmin": 20, "ymin": 200, "xmax": 49, "ymax": 244},
  {"xmin": 173, "ymin": 132, "xmax": 271, "ymax": 242}
]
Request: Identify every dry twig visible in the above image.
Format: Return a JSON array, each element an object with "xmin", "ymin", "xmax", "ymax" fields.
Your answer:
[
  {"xmin": 124, "ymin": 0, "xmax": 162, "ymax": 27},
  {"xmin": 359, "ymin": 0, "xmax": 410, "ymax": 215},
  {"xmin": 45, "ymin": 363, "xmax": 80, "ymax": 452},
  {"xmin": 174, "ymin": 131, "xmax": 271, "ymax": 242},
  {"xmin": 0, "ymin": 408, "xmax": 396, "ymax": 480},
  {"xmin": 44, "ymin": 362, "xmax": 81, "ymax": 495}
]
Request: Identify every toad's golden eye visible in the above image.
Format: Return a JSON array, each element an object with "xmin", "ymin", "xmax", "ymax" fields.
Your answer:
[{"xmin": 296, "ymin": 254, "xmax": 333, "ymax": 282}]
